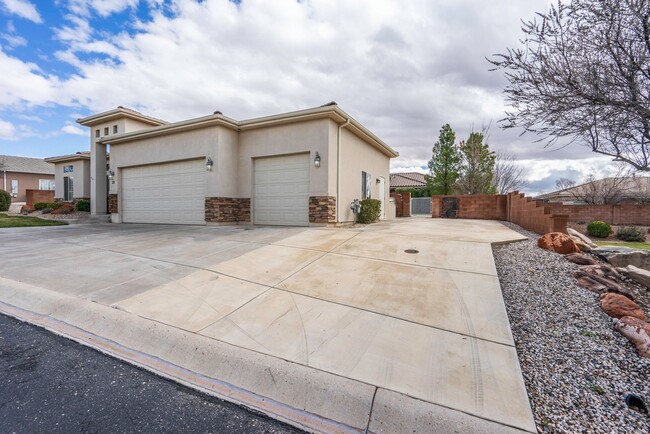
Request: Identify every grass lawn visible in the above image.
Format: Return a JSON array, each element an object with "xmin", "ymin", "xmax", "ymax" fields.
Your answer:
[
  {"xmin": 594, "ymin": 240, "xmax": 650, "ymax": 250},
  {"xmin": 0, "ymin": 214, "xmax": 67, "ymax": 228}
]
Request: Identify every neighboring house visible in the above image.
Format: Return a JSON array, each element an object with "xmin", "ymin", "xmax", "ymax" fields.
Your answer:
[
  {"xmin": 76, "ymin": 104, "xmax": 398, "ymax": 226},
  {"xmin": 0, "ymin": 155, "xmax": 55, "ymax": 202},
  {"xmin": 389, "ymin": 172, "xmax": 427, "ymax": 192},
  {"xmin": 537, "ymin": 176, "xmax": 650, "ymax": 204},
  {"xmin": 44, "ymin": 152, "xmax": 92, "ymax": 202}
]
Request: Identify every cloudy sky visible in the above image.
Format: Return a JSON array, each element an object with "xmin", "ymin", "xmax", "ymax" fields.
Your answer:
[{"xmin": 0, "ymin": 0, "xmax": 618, "ymax": 195}]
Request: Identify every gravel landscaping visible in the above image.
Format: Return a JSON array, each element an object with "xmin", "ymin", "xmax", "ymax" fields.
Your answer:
[{"xmin": 494, "ymin": 222, "xmax": 650, "ymax": 434}]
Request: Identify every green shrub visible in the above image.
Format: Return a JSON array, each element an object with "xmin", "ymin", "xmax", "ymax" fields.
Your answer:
[
  {"xmin": 75, "ymin": 200, "xmax": 90, "ymax": 212},
  {"xmin": 34, "ymin": 202, "xmax": 62, "ymax": 211},
  {"xmin": 616, "ymin": 226, "xmax": 647, "ymax": 242},
  {"xmin": 0, "ymin": 190, "xmax": 11, "ymax": 212},
  {"xmin": 587, "ymin": 221, "xmax": 612, "ymax": 238},
  {"xmin": 357, "ymin": 199, "xmax": 381, "ymax": 224}
]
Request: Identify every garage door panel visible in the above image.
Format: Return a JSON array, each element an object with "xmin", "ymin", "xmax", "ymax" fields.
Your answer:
[
  {"xmin": 122, "ymin": 159, "xmax": 205, "ymax": 225},
  {"xmin": 254, "ymin": 154, "xmax": 309, "ymax": 226}
]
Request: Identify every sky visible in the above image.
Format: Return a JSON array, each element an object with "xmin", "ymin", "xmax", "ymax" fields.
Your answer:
[{"xmin": 0, "ymin": 0, "xmax": 620, "ymax": 195}]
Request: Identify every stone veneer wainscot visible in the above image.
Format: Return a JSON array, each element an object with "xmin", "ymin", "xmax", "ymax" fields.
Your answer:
[
  {"xmin": 309, "ymin": 196, "xmax": 336, "ymax": 224},
  {"xmin": 205, "ymin": 197, "xmax": 251, "ymax": 223}
]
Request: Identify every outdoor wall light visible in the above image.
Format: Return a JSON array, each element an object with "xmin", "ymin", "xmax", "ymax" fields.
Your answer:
[
  {"xmin": 376, "ymin": 178, "xmax": 381, "ymax": 183},
  {"xmin": 314, "ymin": 152, "xmax": 321, "ymax": 168},
  {"xmin": 108, "ymin": 170, "xmax": 115, "ymax": 184},
  {"xmin": 206, "ymin": 157, "xmax": 213, "ymax": 171}
]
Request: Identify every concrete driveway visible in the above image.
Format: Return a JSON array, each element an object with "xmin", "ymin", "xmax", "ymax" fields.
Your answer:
[{"xmin": 0, "ymin": 218, "xmax": 534, "ymax": 433}]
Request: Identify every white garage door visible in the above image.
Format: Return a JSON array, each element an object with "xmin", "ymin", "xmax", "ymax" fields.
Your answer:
[
  {"xmin": 122, "ymin": 159, "xmax": 205, "ymax": 225},
  {"xmin": 254, "ymin": 154, "xmax": 309, "ymax": 226}
]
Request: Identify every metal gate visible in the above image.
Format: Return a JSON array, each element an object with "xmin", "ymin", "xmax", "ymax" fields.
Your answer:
[{"xmin": 411, "ymin": 197, "xmax": 432, "ymax": 215}]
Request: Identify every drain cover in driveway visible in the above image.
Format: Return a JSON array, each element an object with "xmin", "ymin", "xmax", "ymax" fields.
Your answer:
[{"xmin": 404, "ymin": 249, "xmax": 419, "ymax": 254}]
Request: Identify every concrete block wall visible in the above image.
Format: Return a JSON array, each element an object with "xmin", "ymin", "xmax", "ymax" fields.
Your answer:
[
  {"xmin": 547, "ymin": 203, "xmax": 650, "ymax": 226},
  {"xmin": 25, "ymin": 189, "xmax": 55, "ymax": 206},
  {"xmin": 390, "ymin": 192, "xmax": 411, "ymax": 217},
  {"xmin": 507, "ymin": 192, "xmax": 568, "ymax": 234},
  {"xmin": 432, "ymin": 195, "xmax": 507, "ymax": 220}
]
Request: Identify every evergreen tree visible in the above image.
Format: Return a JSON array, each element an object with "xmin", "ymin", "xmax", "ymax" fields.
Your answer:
[
  {"xmin": 427, "ymin": 124, "xmax": 461, "ymax": 195},
  {"xmin": 456, "ymin": 132, "xmax": 497, "ymax": 194}
]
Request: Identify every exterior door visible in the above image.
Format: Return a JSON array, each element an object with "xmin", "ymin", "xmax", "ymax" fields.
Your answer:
[{"xmin": 64, "ymin": 176, "xmax": 74, "ymax": 201}]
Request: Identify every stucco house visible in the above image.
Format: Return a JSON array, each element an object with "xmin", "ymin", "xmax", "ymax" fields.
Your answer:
[
  {"xmin": 76, "ymin": 104, "xmax": 398, "ymax": 226},
  {"xmin": 0, "ymin": 155, "xmax": 55, "ymax": 202},
  {"xmin": 44, "ymin": 152, "xmax": 92, "ymax": 202}
]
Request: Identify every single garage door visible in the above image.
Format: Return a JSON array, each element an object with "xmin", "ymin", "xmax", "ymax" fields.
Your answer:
[
  {"xmin": 122, "ymin": 159, "xmax": 205, "ymax": 224},
  {"xmin": 254, "ymin": 153, "xmax": 309, "ymax": 226}
]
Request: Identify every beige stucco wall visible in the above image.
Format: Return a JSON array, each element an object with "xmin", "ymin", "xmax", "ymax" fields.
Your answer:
[
  {"xmin": 236, "ymin": 119, "xmax": 331, "ymax": 198},
  {"xmin": 53, "ymin": 159, "xmax": 89, "ymax": 200},
  {"xmin": 338, "ymin": 128, "xmax": 391, "ymax": 223},
  {"xmin": 108, "ymin": 126, "xmax": 220, "ymax": 197},
  {"xmin": 216, "ymin": 127, "xmax": 239, "ymax": 198}
]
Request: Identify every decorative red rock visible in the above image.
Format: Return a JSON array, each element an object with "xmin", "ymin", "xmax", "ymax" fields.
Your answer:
[
  {"xmin": 614, "ymin": 316, "xmax": 650, "ymax": 358},
  {"xmin": 537, "ymin": 232, "xmax": 581, "ymax": 254},
  {"xmin": 565, "ymin": 253, "xmax": 597, "ymax": 266},
  {"xmin": 600, "ymin": 293, "xmax": 646, "ymax": 321}
]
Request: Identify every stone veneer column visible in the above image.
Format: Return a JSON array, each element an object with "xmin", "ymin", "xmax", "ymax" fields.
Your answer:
[
  {"xmin": 309, "ymin": 196, "xmax": 336, "ymax": 224},
  {"xmin": 108, "ymin": 194, "xmax": 118, "ymax": 213},
  {"xmin": 205, "ymin": 197, "xmax": 251, "ymax": 223}
]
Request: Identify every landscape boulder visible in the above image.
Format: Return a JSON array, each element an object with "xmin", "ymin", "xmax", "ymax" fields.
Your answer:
[
  {"xmin": 51, "ymin": 203, "xmax": 74, "ymax": 215},
  {"xmin": 567, "ymin": 228, "xmax": 597, "ymax": 248},
  {"xmin": 618, "ymin": 265, "xmax": 650, "ymax": 289},
  {"xmin": 591, "ymin": 246, "xmax": 650, "ymax": 271},
  {"xmin": 565, "ymin": 253, "xmax": 597, "ymax": 266},
  {"xmin": 20, "ymin": 204, "xmax": 34, "ymax": 214},
  {"xmin": 600, "ymin": 293, "xmax": 646, "ymax": 321},
  {"xmin": 537, "ymin": 232, "xmax": 581, "ymax": 254},
  {"xmin": 614, "ymin": 316, "xmax": 650, "ymax": 358},
  {"xmin": 574, "ymin": 268, "xmax": 633, "ymax": 299}
]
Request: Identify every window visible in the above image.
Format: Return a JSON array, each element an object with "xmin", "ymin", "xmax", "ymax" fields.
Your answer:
[
  {"xmin": 361, "ymin": 171, "xmax": 372, "ymax": 199},
  {"xmin": 104, "ymin": 127, "xmax": 109, "ymax": 136},
  {"xmin": 64, "ymin": 165, "xmax": 73, "ymax": 173},
  {"xmin": 113, "ymin": 125, "xmax": 118, "ymax": 134},
  {"xmin": 95, "ymin": 129, "xmax": 100, "ymax": 138},
  {"xmin": 11, "ymin": 180, "xmax": 17, "ymax": 197},
  {"xmin": 39, "ymin": 179, "xmax": 55, "ymax": 190},
  {"xmin": 64, "ymin": 176, "xmax": 74, "ymax": 201}
]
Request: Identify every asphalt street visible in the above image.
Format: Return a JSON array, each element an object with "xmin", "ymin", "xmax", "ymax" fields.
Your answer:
[{"xmin": 0, "ymin": 313, "xmax": 304, "ymax": 434}]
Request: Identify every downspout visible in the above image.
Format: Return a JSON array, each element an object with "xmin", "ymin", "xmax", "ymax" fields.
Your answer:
[{"xmin": 336, "ymin": 118, "xmax": 350, "ymax": 223}]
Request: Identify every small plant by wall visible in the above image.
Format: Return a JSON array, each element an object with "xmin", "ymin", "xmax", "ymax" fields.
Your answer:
[
  {"xmin": 34, "ymin": 202, "xmax": 62, "ymax": 211},
  {"xmin": 587, "ymin": 221, "xmax": 613, "ymax": 238},
  {"xmin": 616, "ymin": 226, "xmax": 647, "ymax": 242},
  {"xmin": 75, "ymin": 200, "xmax": 90, "ymax": 212},
  {"xmin": 357, "ymin": 199, "xmax": 381, "ymax": 224},
  {"xmin": 0, "ymin": 190, "xmax": 11, "ymax": 212}
]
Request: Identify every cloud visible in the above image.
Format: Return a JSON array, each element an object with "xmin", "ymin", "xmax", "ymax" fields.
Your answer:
[
  {"xmin": 0, "ymin": 118, "xmax": 16, "ymax": 140},
  {"xmin": 61, "ymin": 123, "xmax": 86, "ymax": 136},
  {"xmin": 66, "ymin": 0, "xmax": 141, "ymax": 17},
  {"xmin": 0, "ymin": 32, "xmax": 27, "ymax": 48},
  {"xmin": 0, "ymin": 48, "xmax": 62, "ymax": 108},
  {"xmin": 0, "ymin": 0, "xmax": 42, "ymax": 23}
]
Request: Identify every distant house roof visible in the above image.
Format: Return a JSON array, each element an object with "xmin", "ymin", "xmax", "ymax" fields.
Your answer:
[
  {"xmin": 390, "ymin": 172, "xmax": 428, "ymax": 189},
  {"xmin": 536, "ymin": 176, "xmax": 650, "ymax": 202},
  {"xmin": 45, "ymin": 151, "xmax": 91, "ymax": 164},
  {"xmin": 0, "ymin": 155, "xmax": 54, "ymax": 175}
]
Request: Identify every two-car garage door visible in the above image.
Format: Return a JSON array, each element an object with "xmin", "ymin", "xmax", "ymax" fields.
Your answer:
[
  {"xmin": 120, "ymin": 155, "xmax": 310, "ymax": 226},
  {"xmin": 122, "ymin": 159, "xmax": 205, "ymax": 225},
  {"xmin": 254, "ymin": 154, "xmax": 309, "ymax": 226}
]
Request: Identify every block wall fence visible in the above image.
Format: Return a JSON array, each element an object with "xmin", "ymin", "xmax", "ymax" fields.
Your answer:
[
  {"xmin": 390, "ymin": 191, "xmax": 411, "ymax": 217},
  {"xmin": 427, "ymin": 192, "xmax": 650, "ymax": 234},
  {"xmin": 25, "ymin": 189, "xmax": 55, "ymax": 206}
]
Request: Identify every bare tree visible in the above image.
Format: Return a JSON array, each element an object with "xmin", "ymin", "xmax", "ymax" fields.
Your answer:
[
  {"xmin": 556, "ymin": 163, "xmax": 636, "ymax": 203},
  {"xmin": 489, "ymin": 0, "xmax": 650, "ymax": 171},
  {"xmin": 492, "ymin": 150, "xmax": 528, "ymax": 193},
  {"xmin": 556, "ymin": 177, "xmax": 577, "ymax": 191},
  {"xmin": 630, "ymin": 173, "xmax": 650, "ymax": 203}
]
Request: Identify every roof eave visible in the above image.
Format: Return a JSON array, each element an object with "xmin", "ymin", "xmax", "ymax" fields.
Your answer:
[{"xmin": 77, "ymin": 108, "xmax": 167, "ymax": 127}]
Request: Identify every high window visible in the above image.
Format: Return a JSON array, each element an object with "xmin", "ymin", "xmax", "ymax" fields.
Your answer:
[{"xmin": 361, "ymin": 171, "xmax": 372, "ymax": 199}]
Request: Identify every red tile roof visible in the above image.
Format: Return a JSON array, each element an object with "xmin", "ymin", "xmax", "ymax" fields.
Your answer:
[{"xmin": 390, "ymin": 172, "xmax": 428, "ymax": 188}]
